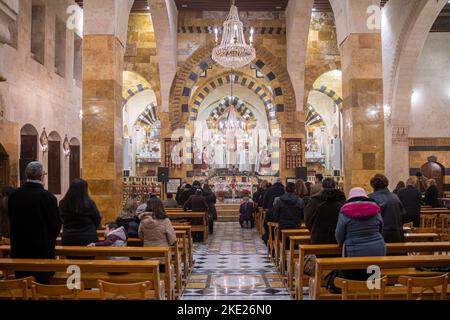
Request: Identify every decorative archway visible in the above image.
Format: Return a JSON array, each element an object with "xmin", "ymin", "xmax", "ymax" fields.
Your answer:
[
  {"xmin": 189, "ymin": 71, "xmax": 277, "ymax": 123},
  {"xmin": 169, "ymin": 42, "xmax": 297, "ymax": 132}
]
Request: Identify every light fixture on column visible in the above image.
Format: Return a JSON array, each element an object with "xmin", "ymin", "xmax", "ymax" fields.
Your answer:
[
  {"xmin": 40, "ymin": 128, "xmax": 48, "ymax": 153},
  {"xmin": 212, "ymin": 0, "xmax": 256, "ymax": 68},
  {"xmin": 63, "ymin": 135, "xmax": 71, "ymax": 158}
]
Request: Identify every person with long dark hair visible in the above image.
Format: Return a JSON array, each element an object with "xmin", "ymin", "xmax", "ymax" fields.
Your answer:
[
  {"xmin": 0, "ymin": 186, "xmax": 14, "ymax": 239},
  {"xmin": 59, "ymin": 179, "xmax": 101, "ymax": 246}
]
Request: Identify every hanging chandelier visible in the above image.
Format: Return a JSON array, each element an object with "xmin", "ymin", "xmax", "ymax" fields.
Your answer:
[{"xmin": 212, "ymin": 0, "xmax": 256, "ymax": 69}]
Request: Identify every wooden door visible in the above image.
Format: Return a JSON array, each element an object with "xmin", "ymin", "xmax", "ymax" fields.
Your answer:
[
  {"xmin": 421, "ymin": 161, "xmax": 445, "ymax": 197},
  {"xmin": 48, "ymin": 140, "xmax": 61, "ymax": 194},
  {"xmin": 0, "ymin": 144, "xmax": 9, "ymax": 189},
  {"xmin": 69, "ymin": 145, "xmax": 80, "ymax": 183},
  {"xmin": 20, "ymin": 134, "xmax": 38, "ymax": 186}
]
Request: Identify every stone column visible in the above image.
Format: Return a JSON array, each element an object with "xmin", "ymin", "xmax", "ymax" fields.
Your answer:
[
  {"xmin": 82, "ymin": 0, "xmax": 133, "ymax": 221},
  {"xmin": 340, "ymin": 33, "xmax": 384, "ymax": 192}
]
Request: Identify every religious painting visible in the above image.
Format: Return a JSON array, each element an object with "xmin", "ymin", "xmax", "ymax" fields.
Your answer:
[
  {"xmin": 285, "ymin": 138, "xmax": 303, "ymax": 169},
  {"xmin": 164, "ymin": 138, "xmax": 183, "ymax": 169}
]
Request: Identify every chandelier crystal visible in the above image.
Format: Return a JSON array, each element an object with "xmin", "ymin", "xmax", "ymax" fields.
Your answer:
[{"xmin": 212, "ymin": 1, "xmax": 256, "ymax": 68}]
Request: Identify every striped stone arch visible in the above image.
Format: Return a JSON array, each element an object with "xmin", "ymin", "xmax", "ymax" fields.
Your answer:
[
  {"xmin": 189, "ymin": 71, "xmax": 276, "ymax": 122},
  {"xmin": 312, "ymin": 85, "xmax": 343, "ymax": 107},
  {"xmin": 136, "ymin": 103, "xmax": 158, "ymax": 127},
  {"xmin": 122, "ymin": 84, "xmax": 151, "ymax": 105},
  {"xmin": 305, "ymin": 104, "xmax": 326, "ymax": 127},
  {"xmin": 169, "ymin": 42, "xmax": 296, "ymax": 131},
  {"xmin": 207, "ymin": 97, "xmax": 254, "ymax": 121}
]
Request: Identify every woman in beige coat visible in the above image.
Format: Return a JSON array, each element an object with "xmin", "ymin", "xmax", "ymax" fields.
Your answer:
[{"xmin": 138, "ymin": 197, "xmax": 177, "ymax": 248}]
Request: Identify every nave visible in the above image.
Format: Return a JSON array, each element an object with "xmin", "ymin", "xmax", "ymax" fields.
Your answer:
[{"xmin": 181, "ymin": 222, "xmax": 290, "ymax": 300}]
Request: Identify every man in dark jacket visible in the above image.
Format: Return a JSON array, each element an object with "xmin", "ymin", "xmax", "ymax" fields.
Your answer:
[
  {"xmin": 184, "ymin": 189, "xmax": 209, "ymax": 212},
  {"xmin": 304, "ymin": 178, "xmax": 346, "ymax": 244},
  {"xmin": 369, "ymin": 174, "xmax": 405, "ymax": 243},
  {"xmin": 8, "ymin": 162, "xmax": 61, "ymax": 284},
  {"xmin": 273, "ymin": 182, "xmax": 304, "ymax": 231},
  {"xmin": 262, "ymin": 179, "xmax": 285, "ymax": 244},
  {"xmin": 397, "ymin": 178, "xmax": 422, "ymax": 227},
  {"xmin": 177, "ymin": 184, "xmax": 192, "ymax": 206}
]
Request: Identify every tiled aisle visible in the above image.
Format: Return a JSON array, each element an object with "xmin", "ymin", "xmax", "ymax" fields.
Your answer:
[{"xmin": 181, "ymin": 222, "xmax": 292, "ymax": 300}]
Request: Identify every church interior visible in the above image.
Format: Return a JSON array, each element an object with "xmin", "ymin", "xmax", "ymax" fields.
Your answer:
[{"xmin": 0, "ymin": 0, "xmax": 450, "ymax": 302}]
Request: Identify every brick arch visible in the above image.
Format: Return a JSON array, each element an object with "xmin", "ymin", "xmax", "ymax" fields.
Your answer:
[
  {"xmin": 189, "ymin": 71, "xmax": 277, "ymax": 122},
  {"xmin": 207, "ymin": 97, "xmax": 254, "ymax": 122},
  {"xmin": 169, "ymin": 42, "xmax": 296, "ymax": 131},
  {"xmin": 136, "ymin": 102, "xmax": 158, "ymax": 127},
  {"xmin": 311, "ymin": 86, "xmax": 343, "ymax": 107},
  {"xmin": 303, "ymin": 63, "xmax": 341, "ymax": 108},
  {"xmin": 122, "ymin": 84, "xmax": 151, "ymax": 105}
]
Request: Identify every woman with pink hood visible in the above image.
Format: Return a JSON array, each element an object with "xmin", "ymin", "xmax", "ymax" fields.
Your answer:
[{"xmin": 335, "ymin": 187, "xmax": 386, "ymax": 259}]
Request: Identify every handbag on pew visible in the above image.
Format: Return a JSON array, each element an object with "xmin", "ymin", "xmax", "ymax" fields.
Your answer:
[
  {"xmin": 324, "ymin": 270, "xmax": 342, "ymax": 294},
  {"xmin": 303, "ymin": 255, "xmax": 317, "ymax": 276}
]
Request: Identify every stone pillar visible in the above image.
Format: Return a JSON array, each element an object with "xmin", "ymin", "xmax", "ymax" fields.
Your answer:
[
  {"xmin": 82, "ymin": 0, "xmax": 133, "ymax": 221},
  {"xmin": 340, "ymin": 33, "xmax": 384, "ymax": 192}
]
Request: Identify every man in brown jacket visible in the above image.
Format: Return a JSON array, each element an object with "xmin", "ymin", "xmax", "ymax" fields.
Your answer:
[{"xmin": 183, "ymin": 189, "xmax": 208, "ymax": 212}]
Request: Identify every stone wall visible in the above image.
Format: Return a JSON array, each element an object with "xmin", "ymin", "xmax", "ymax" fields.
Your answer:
[{"xmin": 0, "ymin": 0, "xmax": 82, "ymax": 194}]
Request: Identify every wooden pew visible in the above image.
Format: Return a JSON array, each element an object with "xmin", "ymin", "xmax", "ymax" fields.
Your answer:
[
  {"xmin": 311, "ymin": 254, "xmax": 450, "ymax": 300},
  {"xmin": 166, "ymin": 211, "xmax": 208, "ymax": 242},
  {"xmin": 278, "ymin": 229, "xmax": 310, "ymax": 277},
  {"xmin": 0, "ymin": 258, "xmax": 164, "ymax": 300},
  {"xmin": 286, "ymin": 235, "xmax": 311, "ymax": 294},
  {"xmin": 0, "ymin": 245, "xmax": 176, "ymax": 300},
  {"xmin": 404, "ymin": 233, "xmax": 439, "ymax": 242}
]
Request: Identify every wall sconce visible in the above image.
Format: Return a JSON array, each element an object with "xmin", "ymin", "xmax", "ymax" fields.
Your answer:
[
  {"xmin": 40, "ymin": 128, "xmax": 48, "ymax": 153},
  {"xmin": 63, "ymin": 135, "xmax": 71, "ymax": 158}
]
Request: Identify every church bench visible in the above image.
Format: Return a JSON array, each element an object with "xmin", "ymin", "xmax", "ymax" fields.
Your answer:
[
  {"xmin": 295, "ymin": 242, "xmax": 450, "ymax": 300},
  {"xmin": 285, "ymin": 235, "xmax": 311, "ymax": 294},
  {"xmin": 278, "ymin": 229, "xmax": 310, "ymax": 277},
  {"xmin": 404, "ymin": 233, "xmax": 439, "ymax": 242},
  {"xmin": 267, "ymin": 222, "xmax": 278, "ymax": 262},
  {"xmin": 0, "ymin": 245, "xmax": 176, "ymax": 300},
  {"xmin": 0, "ymin": 258, "xmax": 164, "ymax": 300},
  {"xmin": 166, "ymin": 212, "xmax": 208, "ymax": 241}
]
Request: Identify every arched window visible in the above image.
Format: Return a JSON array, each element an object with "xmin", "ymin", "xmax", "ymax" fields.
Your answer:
[
  {"xmin": 20, "ymin": 124, "xmax": 38, "ymax": 186},
  {"xmin": 69, "ymin": 138, "xmax": 81, "ymax": 183},
  {"xmin": 48, "ymin": 131, "xmax": 61, "ymax": 194}
]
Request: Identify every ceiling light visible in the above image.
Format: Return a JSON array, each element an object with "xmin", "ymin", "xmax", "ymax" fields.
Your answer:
[{"xmin": 182, "ymin": 4, "xmax": 188, "ymax": 7}]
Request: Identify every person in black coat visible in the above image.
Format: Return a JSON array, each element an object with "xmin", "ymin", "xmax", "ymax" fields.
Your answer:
[
  {"xmin": 177, "ymin": 184, "xmax": 192, "ymax": 206},
  {"xmin": 0, "ymin": 186, "xmax": 14, "ymax": 239},
  {"xmin": 262, "ymin": 179, "xmax": 285, "ymax": 244},
  {"xmin": 304, "ymin": 178, "xmax": 346, "ymax": 244},
  {"xmin": 273, "ymin": 182, "xmax": 304, "ymax": 235},
  {"xmin": 59, "ymin": 179, "xmax": 101, "ymax": 246},
  {"xmin": 8, "ymin": 162, "xmax": 61, "ymax": 284},
  {"xmin": 424, "ymin": 179, "xmax": 440, "ymax": 208},
  {"xmin": 369, "ymin": 174, "xmax": 405, "ymax": 243},
  {"xmin": 397, "ymin": 178, "xmax": 422, "ymax": 227}
]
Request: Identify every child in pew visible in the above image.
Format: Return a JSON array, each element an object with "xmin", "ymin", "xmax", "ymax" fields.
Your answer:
[{"xmin": 88, "ymin": 222, "xmax": 129, "ymax": 261}]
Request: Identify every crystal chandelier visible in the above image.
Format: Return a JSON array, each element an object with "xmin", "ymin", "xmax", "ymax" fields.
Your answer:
[{"xmin": 212, "ymin": 1, "xmax": 256, "ymax": 69}]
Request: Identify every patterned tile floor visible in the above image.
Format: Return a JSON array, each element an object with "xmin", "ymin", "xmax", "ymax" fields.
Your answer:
[{"xmin": 181, "ymin": 222, "xmax": 292, "ymax": 300}]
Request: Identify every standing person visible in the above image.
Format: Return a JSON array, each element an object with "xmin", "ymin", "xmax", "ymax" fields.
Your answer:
[
  {"xmin": 393, "ymin": 181, "xmax": 406, "ymax": 195},
  {"xmin": 262, "ymin": 178, "xmax": 285, "ymax": 244},
  {"xmin": 414, "ymin": 172, "xmax": 428, "ymax": 195},
  {"xmin": 175, "ymin": 181, "xmax": 187, "ymax": 205},
  {"xmin": 0, "ymin": 186, "xmax": 14, "ymax": 239},
  {"xmin": 369, "ymin": 174, "xmax": 405, "ymax": 243},
  {"xmin": 116, "ymin": 198, "xmax": 140, "ymax": 238},
  {"xmin": 59, "ymin": 179, "xmax": 102, "ymax": 246},
  {"xmin": 310, "ymin": 174, "xmax": 324, "ymax": 196},
  {"xmin": 177, "ymin": 184, "xmax": 192, "ymax": 206},
  {"xmin": 239, "ymin": 196, "xmax": 255, "ymax": 228},
  {"xmin": 295, "ymin": 179, "xmax": 311, "ymax": 206},
  {"xmin": 203, "ymin": 184, "xmax": 217, "ymax": 234},
  {"xmin": 253, "ymin": 180, "xmax": 268, "ymax": 210},
  {"xmin": 424, "ymin": 179, "xmax": 440, "ymax": 208},
  {"xmin": 397, "ymin": 178, "xmax": 422, "ymax": 227},
  {"xmin": 335, "ymin": 187, "xmax": 386, "ymax": 280},
  {"xmin": 274, "ymin": 182, "xmax": 304, "ymax": 235},
  {"xmin": 304, "ymin": 178, "xmax": 346, "ymax": 244},
  {"xmin": 8, "ymin": 162, "xmax": 61, "ymax": 284}
]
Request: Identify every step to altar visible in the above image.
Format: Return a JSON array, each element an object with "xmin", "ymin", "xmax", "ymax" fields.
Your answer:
[{"xmin": 216, "ymin": 204, "xmax": 241, "ymax": 222}]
